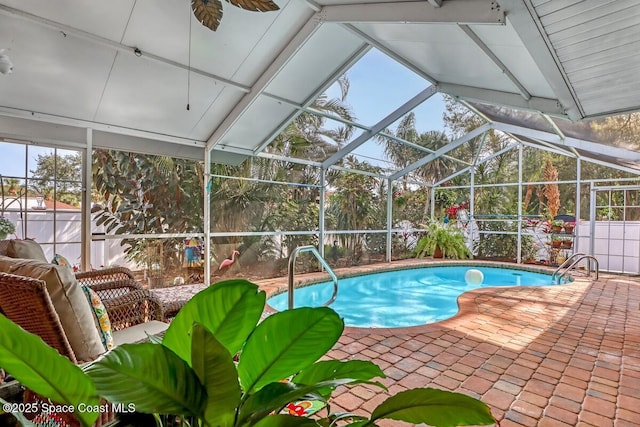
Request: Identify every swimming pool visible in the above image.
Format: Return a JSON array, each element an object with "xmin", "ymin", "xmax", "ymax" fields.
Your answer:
[{"xmin": 267, "ymin": 265, "xmax": 560, "ymax": 328}]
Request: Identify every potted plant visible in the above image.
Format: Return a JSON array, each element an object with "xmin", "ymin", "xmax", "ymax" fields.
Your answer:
[
  {"xmin": 415, "ymin": 221, "xmax": 472, "ymax": 259},
  {"xmin": 550, "ymin": 234, "xmax": 562, "ymax": 248},
  {"xmin": 550, "ymin": 219, "xmax": 564, "ymax": 233},
  {"xmin": 563, "ymin": 221, "xmax": 575, "ymax": 233},
  {"xmin": 0, "ymin": 216, "xmax": 15, "ymax": 240},
  {"xmin": 561, "ymin": 237, "xmax": 573, "ymax": 249},
  {"xmin": 0, "ymin": 279, "xmax": 496, "ymax": 427}
]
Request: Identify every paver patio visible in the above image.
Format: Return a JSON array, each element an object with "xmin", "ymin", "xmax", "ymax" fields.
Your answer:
[{"xmin": 256, "ymin": 261, "xmax": 640, "ymax": 426}]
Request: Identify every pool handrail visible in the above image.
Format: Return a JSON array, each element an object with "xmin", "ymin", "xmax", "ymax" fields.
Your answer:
[
  {"xmin": 288, "ymin": 245, "xmax": 339, "ymax": 310},
  {"xmin": 552, "ymin": 253, "xmax": 599, "ymax": 284}
]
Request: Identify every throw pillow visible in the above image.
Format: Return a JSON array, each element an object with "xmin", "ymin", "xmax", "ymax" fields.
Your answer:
[
  {"xmin": 52, "ymin": 253, "xmax": 73, "ymax": 271},
  {"xmin": 6, "ymin": 239, "xmax": 48, "ymax": 262},
  {"xmin": 81, "ymin": 286, "xmax": 114, "ymax": 351},
  {"xmin": 0, "ymin": 255, "xmax": 105, "ymax": 361}
]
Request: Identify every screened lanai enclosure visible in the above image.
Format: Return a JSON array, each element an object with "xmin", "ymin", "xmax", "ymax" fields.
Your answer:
[{"xmin": 2, "ymin": 0, "xmax": 640, "ymax": 285}]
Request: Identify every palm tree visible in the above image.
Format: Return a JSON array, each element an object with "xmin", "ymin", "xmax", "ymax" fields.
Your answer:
[
  {"xmin": 375, "ymin": 112, "xmax": 456, "ymax": 220},
  {"xmin": 268, "ymin": 76, "xmax": 355, "ymax": 162}
]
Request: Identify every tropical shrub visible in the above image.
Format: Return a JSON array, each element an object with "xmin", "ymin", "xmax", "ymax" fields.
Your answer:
[
  {"xmin": 474, "ymin": 221, "xmax": 537, "ymax": 261},
  {"xmin": 0, "ymin": 280, "xmax": 496, "ymax": 427}
]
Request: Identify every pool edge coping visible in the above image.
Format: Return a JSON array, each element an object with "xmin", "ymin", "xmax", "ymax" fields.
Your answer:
[{"xmin": 261, "ymin": 259, "xmax": 594, "ymax": 335}]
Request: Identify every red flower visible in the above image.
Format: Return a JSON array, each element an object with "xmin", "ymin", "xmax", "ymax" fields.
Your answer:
[{"xmin": 286, "ymin": 403, "xmax": 307, "ymax": 416}]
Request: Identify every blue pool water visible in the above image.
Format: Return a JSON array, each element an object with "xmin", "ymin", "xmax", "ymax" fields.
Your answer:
[{"xmin": 267, "ymin": 266, "xmax": 557, "ymax": 328}]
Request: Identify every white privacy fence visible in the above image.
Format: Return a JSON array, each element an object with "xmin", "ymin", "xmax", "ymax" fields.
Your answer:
[
  {"xmin": 576, "ymin": 220, "xmax": 640, "ymax": 275},
  {"xmin": 2, "ymin": 209, "xmax": 136, "ymax": 270}
]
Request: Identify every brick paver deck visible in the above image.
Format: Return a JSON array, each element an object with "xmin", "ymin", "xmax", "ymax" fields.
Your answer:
[{"xmin": 257, "ymin": 260, "xmax": 640, "ymax": 426}]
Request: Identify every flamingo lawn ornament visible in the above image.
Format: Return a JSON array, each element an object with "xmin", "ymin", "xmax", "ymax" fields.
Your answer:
[{"xmin": 218, "ymin": 250, "xmax": 239, "ymax": 271}]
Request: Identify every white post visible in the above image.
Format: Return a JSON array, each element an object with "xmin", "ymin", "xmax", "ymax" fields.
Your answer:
[
  {"xmin": 430, "ymin": 185, "xmax": 435, "ymax": 220},
  {"xmin": 319, "ymin": 168, "xmax": 326, "ymax": 258},
  {"xmin": 516, "ymin": 144, "xmax": 523, "ymax": 263},
  {"xmin": 575, "ymin": 159, "xmax": 581, "ymax": 252},
  {"xmin": 81, "ymin": 128, "xmax": 93, "ymax": 272},
  {"xmin": 589, "ymin": 182, "xmax": 595, "ymax": 256},
  {"xmin": 386, "ymin": 178, "xmax": 392, "ymax": 262},
  {"xmin": 203, "ymin": 149, "xmax": 211, "ymax": 286}
]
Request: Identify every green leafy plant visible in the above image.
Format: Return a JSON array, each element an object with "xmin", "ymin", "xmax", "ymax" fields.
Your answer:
[
  {"xmin": 474, "ymin": 220, "xmax": 537, "ymax": 262},
  {"xmin": 562, "ymin": 221, "xmax": 575, "ymax": 233},
  {"xmin": 0, "ymin": 216, "xmax": 15, "ymax": 236},
  {"xmin": 415, "ymin": 221, "xmax": 472, "ymax": 259},
  {"xmin": 550, "ymin": 219, "xmax": 564, "ymax": 228},
  {"xmin": 0, "ymin": 279, "xmax": 495, "ymax": 427}
]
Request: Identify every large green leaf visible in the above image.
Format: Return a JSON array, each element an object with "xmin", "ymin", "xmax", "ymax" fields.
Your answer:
[
  {"xmin": 293, "ymin": 360, "xmax": 386, "ymax": 395},
  {"xmin": 252, "ymin": 414, "xmax": 320, "ymax": 427},
  {"xmin": 85, "ymin": 343, "xmax": 206, "ymax": 417},
  {"xmin": 238, "ymin": 307, "xmax": 344, "ymax": 394},
  {"xmin": 191, "ymin": 323, "xmax": 241, "ymax": 427},
  {"xmin": 237, "ymin": 381, "xmax": 300, "ymax": 425},
  {"xmin": 163, "ymin": 279, "xmax": 265, "ymax": 362},
  {"xmin": 0, "ymin": 314, "xmax": 99, "ymax": 427},
  {"xmin": 369, "ymin": 388, "xmax": 496, "ymax": 427},
  {"xmin": 238, "ymin": 379, "xmax": 356, "ymax": 425}
]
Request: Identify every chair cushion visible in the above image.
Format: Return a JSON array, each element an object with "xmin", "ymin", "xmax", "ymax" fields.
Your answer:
[
  {"xmin": 0, "ymin": 256, "xmax": 104, "ymax": 361},
  {"xmin": 6, "ymin": 239, "xmax": 48, "ymax": 262},
  {"xmin": 112, "ymin": 320, "xmax": 169, "ymax": 346},
  {"xmin": 81, "ymin": 286, "xmax": 114, "ymax": 351}
]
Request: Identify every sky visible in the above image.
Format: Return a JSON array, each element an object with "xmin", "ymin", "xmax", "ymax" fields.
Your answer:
[
  {"xmin": 320, "ymin": 48, "xmax": 448, "ymax": 171},
  {"xmin": 338, "ymin": 49, "xmax": 447, "ymax": 132},
  {"xmin": 1, "ymin": 143, "xmax": 45, "ymax": 180},
  {"xmin": 0, "ymin": 48, "xmax": 448, "ymax": 178}
]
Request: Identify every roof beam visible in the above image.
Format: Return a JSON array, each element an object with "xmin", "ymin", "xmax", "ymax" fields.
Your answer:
[
  {"xmin": 378, "ymin": 132, "xmax": 470, "ymax": 166},
  {"xmin": 206, "ymin": 14, "xmax": 322, "ymax": 150},
  {"xmin": 458, "ymin": 24, "xmax": 531, "ymax": 100},
  {"xmin": 390, "ymin": 123, "xmax": 492, "ymax": 180},
  {"xmin": 255, "ymin": 43, "xmax": 371, "ymax": 153},
  {"xmin": 341, "ymin": 24, "xmax": 438, "ymax": 84},
  {"xmin": 433, "ymin": 166, "xmax": 471, "ymax": 187},
  {"xmin": 519, "ymin": 139, "xmax": 577, "ymax": 158},
  {"xmin": 579, "ymin": 156, "xmax": 640, "ymax": 176},
  {"xmin": 305, "ymin": 108, "xmax": 371, "ymax": 131},
  {"xmin": 320, "ymin": 1, "xmax": 504, "ymax": 25},
  {"xmin": 330, "ymin": 165, "xmax": 388, "ymax": 179},
  {"xmin": 475, "ymin": 142, "xmax": 518, "ymax": 167},
  {"xmin": 0, "ymin": 106, "xmax": 206, "ymax": 149},
  {"xmin": 499, "ymin": 0, "xmax": 582, "ymax": 119},
  {"xmin": 492, "ymin": 122, "xmax": 640, "ymax": 161},
  {"xmin": 471, "ymin": 130, "xmax": 489, "ymax": 165},
  {"xmin": 322, "ymin": 85, "xmax": 438, "ymax": 168},
  {"xmin": 541, "ymin": 113, "xmax": 580, "ymax": 157},
  {"xmin": 437, "ymin": 83, "xmax": 564, "ymax": 115}
]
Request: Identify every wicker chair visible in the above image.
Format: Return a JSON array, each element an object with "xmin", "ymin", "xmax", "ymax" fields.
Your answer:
[
  {"xmin": 75, "ymin": 266, "xmax": 137, "ymax": 290},
  {"xmin": 0, "ymin": 272, "xmax": 165, "ymax": 427}
]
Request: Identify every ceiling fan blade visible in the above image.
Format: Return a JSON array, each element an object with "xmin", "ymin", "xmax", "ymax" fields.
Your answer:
[
  {"xmin": 226, "ymin": 0, "xmax": 280, "ymax": 12},
  {"xmin": 192, "ymin": 0, "xmax": 224, "ymax": 31}
]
